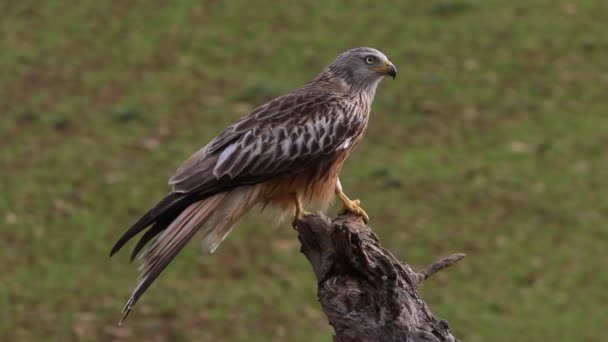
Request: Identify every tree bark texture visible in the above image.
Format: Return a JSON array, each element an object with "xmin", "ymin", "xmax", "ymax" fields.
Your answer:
[{"xmin": 295, "ymin": 213, "xmax": 464, "ymax": 342}]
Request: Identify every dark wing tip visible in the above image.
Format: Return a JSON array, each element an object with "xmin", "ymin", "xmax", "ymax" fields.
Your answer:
[
  {"xmin": 129, "ymin": 223, "xmax": 165, "ymax": 262},
  {"xmin": 110, "ymin": 240, "xmax": 126, "ymax": 257},
  {"xmin": 109, "ymin": 233, "xmax": 133, "ymax": 257},
  {"xmin": 109, "ymin": 212, "xmax": 155, "ymax": 257}
]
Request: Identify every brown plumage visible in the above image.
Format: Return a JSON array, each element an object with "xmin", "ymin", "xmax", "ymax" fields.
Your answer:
[{"xmin": 110, "ymin": 47, "xmax": 397, "ymax": 322}]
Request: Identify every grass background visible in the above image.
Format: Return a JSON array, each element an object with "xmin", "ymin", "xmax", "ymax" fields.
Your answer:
[{"xmin": 1, "ymin": 0, "xmax": 607, "ymax": 341}]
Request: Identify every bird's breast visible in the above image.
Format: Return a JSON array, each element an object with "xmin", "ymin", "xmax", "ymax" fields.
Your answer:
[{"xmin": 260, "ymin": 152, "xmax": 348, "ymax": 212}]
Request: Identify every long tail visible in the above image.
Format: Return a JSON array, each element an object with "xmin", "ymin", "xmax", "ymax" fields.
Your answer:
[{"xmin": 112, "ymin": 186, "xmax": 261, "ymax": 324}]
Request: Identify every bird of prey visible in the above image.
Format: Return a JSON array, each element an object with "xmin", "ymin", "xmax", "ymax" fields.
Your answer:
[{"xmin": 110, "ymin": 47, "xmax": 396, "ymax": 323}]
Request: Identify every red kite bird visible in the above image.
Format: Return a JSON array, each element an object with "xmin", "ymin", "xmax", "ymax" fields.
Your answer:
[{"xmin": 110, "ymin": 47, "xmax": 396, "ymax": 322}]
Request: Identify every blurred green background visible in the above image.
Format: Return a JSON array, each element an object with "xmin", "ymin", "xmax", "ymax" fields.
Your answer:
[{"xmin": 1, "ymin": 1, "xmax": 607, "ymax": 341}]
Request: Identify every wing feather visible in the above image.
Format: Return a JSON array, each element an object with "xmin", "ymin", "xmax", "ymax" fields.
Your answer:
[{"xmin": 169, "ymin": 86, "xmax": 368, "ymax": 197}]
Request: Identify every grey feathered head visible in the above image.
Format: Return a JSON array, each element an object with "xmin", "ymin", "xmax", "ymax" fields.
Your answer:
[{"xmin": 326, "ymin": 47, "xmax": 396, "ymax": 90}]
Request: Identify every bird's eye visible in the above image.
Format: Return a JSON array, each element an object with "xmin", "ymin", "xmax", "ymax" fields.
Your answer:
[{"xmin": 365, "ymin": 56, "xmax": 375, "ymax": 64}]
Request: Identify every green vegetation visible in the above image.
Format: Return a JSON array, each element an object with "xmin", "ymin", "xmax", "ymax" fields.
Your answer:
[{"xmin": 2, "ymin": 1, "xmax": 607, "ymax": 341}]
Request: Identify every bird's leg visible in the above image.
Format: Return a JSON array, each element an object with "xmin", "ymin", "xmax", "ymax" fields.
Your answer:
[
  {"xmin": 336, "ymin": 178, "xmax": 369, "ymax": 223},
  {"xmin": 292, "ymin": 193, "xmax": 312, "ymax": 228}
]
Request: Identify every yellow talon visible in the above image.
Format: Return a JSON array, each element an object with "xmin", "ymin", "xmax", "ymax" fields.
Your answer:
[{"xmin": 337, "ymin": 192, "xmax": 369, "ymax": 223}]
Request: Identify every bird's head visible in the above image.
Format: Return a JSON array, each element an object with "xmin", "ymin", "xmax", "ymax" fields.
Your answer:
[{"xmin": 325, "ymin": 47, "xmax": 396, "ymax": 91}]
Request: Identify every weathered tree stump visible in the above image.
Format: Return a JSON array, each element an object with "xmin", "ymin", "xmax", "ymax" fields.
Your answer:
[{"xmin": 295, "ymin": 213, "xmax": 464, "ymax": 342}]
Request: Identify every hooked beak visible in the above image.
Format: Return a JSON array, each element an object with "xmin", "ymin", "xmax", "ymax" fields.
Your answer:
[
  {"xmin": 385, "ymin": 61, "xmax": 397, "ymax": 80},
  {"xmin": 372, "ymin": 60, "xmax": 397, "ymax": 79}
]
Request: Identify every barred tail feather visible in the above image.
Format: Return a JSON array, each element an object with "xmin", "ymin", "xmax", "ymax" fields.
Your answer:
[
  {"xmin": 201, "ymin": 185, "xmax": 262, "ymax": 253},
  {"xmin": 119, "ymin": 185, "xmax": 262, "ymax": 324},
  {"xmin": 119, "ymin": 195, "xmax": 224, "ymax": 324}
]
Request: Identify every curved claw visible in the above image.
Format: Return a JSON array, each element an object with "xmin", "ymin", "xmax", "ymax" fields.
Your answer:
[{"xmin": 339, "ymin": 198, "xmax": 369, "ymax": 223}]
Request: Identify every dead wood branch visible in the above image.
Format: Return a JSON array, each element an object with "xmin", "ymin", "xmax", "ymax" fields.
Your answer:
[{"xmin": 295, "ymin": 213, "xmax": 464, "ymax": 342}]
